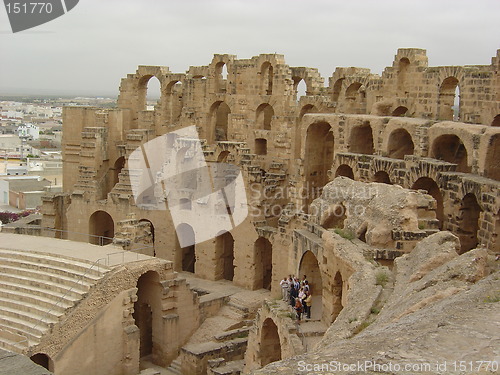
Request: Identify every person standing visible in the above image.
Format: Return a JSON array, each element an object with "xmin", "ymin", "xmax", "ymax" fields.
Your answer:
[
  {"xmin": 305, "ymin": 291, "xmax": 312, "ymax": 319},
  {"xmin": 280, "ymin": 277, "xmax": 289, "ymax": 301},
  {"xmin": 294, "ymin": 297, "xmax": 303, "ymax": 322}
]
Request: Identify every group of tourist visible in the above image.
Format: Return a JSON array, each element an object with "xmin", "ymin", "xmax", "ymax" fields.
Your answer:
[{"xmin": 279, "ymin": 275, "xmax": 312, "ymax": 322}]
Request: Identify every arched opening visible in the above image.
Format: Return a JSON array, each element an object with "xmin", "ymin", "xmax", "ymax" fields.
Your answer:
[
  {"xmin": 30, "ymin": 353, "xmax": 52, "ymax": 371},
  {"xmin": 485, "ymin": 134, "xmax": 500, "ymax": 181},
  {"xmin": 349, "ymin": 122, "xmax": 374, "ymax": 154},
  {"xmin": 210, "ymin": 101, "xmax": 231, "ymax": 142},
  {"xmin": 260, "ymin": 318, "xmax": 281, "ymax": 366},
  {"xmin": 411, "ymin": 177, "xmax": 444, "ymax": 229},
  {"xmin": 217, "ymin": 150, "xmax": 230, "ymax": 163},
  {"xmin": 89, "ymin": 211, "xmax": 114, "ymax": 245},
  {"xmin": 457, "ymin": 193, "xmax": 482, "ymax": 254},
  {"xmin": 331, "ymin": 271, "xmax": 343, "ymax": 324},
  {"xmin": 431, "ymin": 134, "xmax": 470, "ymax": 172},
  {"xmin": 345, "ymin": 82, "xmax": 366, "ymax": 114},
  {"xmin": 373, "ymin": 170, "xmax": 392, "ymax": 184},
  {"xmin": 387, "ymin": 128, "xmax": 414, "ymax": 159},
  {"xmin": 133, "ymin": 271, "xmax": 161, "ymax": 363},
  {"xmin": 392, "ymin": 106, "xmax": 408, "ymax": 117},
  {"xmin": 304, "ymin": 122, "xmax": 334, "ymax": 209},
  {"xmin": 138, "ymin": 219, "xmax": 155, "ymax": 256},
  {"xmin": 397, "ymin": 57, "xmax": 410, "ymax": 92},
  {"xmin": 492, "ymin": 115, "xmax": 500, "ymax": 127},
  {"xmin": 299, "ymin": 104, "xmax": 317, "ymax": 119},
  {"xmin": 294, "ymin": 77, "xmax": 307, "ymax": 102},
  {"xmin": 332, "ymin": 78, "xmax": 344, "ymax": 103},
  {"xmin": 215, "ymin": 231, "xmax": 234, "ymax": 281},
  {"xmin": 299, "ymin": 251, "xmax": 323, "ymax": 319},
  {"xmin": 138, "ymin": 75, "xmax": 162, "ymax": 111},
  {"xmin": 260, "ymin": 62, "xmax": 273, "ymax": 95},
  {"xmin": 112, "ymin": 156, "xmax": 126, "ymax": 189},
  {"xmin": 438, "ymin": 76, "xmax": 459, "ymax": 121},
  {"xmin": 321, "ymin": 203, "xmax": 346, "ymax": 230},
  {"xmin": 256, "ymin": 103, "xmax": 274, "ymax": 130},
  {"xmin": 255, "ymin": 138, "xmax": 267, "ymax": 155},
  {"xmin": 166, "ymin": 80, "xmax": 183, "ymax": 124},
  {"xmin": 215, "ymin": 62, "xmax": 228, "ymax": 93},
  {"xmin": 335, "ymin": 165, "xmax": 354, "ymax": 179},
  {"xmin": 254, "ymin": 237, "xmax": 273, "ymax": 290},
  {"xmin": 176, "ymin": 223, "xmax": 196, "ymax": 273}
]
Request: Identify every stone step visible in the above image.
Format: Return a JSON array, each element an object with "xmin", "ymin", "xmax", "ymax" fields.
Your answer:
[
  {"xmin": 210, "ymin": 359, "xmax": 245, "ymax": 375},
  {"xmin": 0, "ymin": 265, "xmax": 93, "ymax": 292},
  {"xmin": 0, "ymin": 289, "xmax": 71, "ymax": 313},
  {"xmin": 0, "ymin": 273, "xmax": 85, "ymax": 300},
  {"xmin": 0, "ymin": 304, "xmax": 58, "ymax": 328},
  {"xmin": 0, "ymin": 256, "xmax": 104, "ymax": 283},
  {"xmin": 0, "ymin": 249, "xmax": 109, "ymax": 277},
  {"xmin": 0, "ymin": 321, "xmax": 40, "ymax": 347},
  {"xmin": 0, "ymin": 296, "xmax": 62, "ymax": 321},
  {"xmin": 214, "ymin": 327, "xmax": 249, "ymax": 342},
  {"xmin": 0, "ymin": 328, "xmax": 29, "ymax": 352}
]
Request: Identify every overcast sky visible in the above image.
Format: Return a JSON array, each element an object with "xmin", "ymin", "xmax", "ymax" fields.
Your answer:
[{"xmin": 0, "ymin": 0, "xmax": 499, "ymax": 96}]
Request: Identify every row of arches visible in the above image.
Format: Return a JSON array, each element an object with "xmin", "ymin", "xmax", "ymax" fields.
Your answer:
[{"xmin": 304, "ymin": 119, "xmax": 500, "ymax": 180}]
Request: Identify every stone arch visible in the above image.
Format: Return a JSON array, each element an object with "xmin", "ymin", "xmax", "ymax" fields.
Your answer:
[
  {"xmin": 492, "ymin": 115, "xmax": 500, "ymax": 127},
  {"xmin": 387, "ymin": 128, "xmax": 414, "ymax": 159},
  {"xmin": 30, "ymin": 353, "xmax": 53, "ymax": 371},
  {"xmin": 345, "ymin": 82, "xmax": 366, "ymax": 114},
  {"xmin": 260, "ymin": 318, "xmax": 281, "ymax": 366},
  {"xmin": 215, "ymin": 62, "xmax": 228, "ymax": 93},
  {"xmin": 349, "ymin": 121, "xmax": 374, "ymax": 154},
  {"xmin": 133, "ymin": 270, "xmax": 162, "ymax": 364},
  {"xmin": 304, "ymin": 121, "xmax": 334, "ymax": 209},
  {"xmin": 457, "ymin": 193, "xmax": 482, "ymax": 254},
  {"xmin": 373, "ymin": 170, "xmax": 392, "ymax": 184},
  {"xmin": 113, "ymin": 156, "xmax": 126, "ymax": 188},
  {"xmin": 431, "ymin": 134, "xmax": 470, "ymax": 173},
  {"xmin": 256, "ymin": 103, "xmax": 274, "ymax": 130},
  {"xmin": 484, "ymin": 133, "xmax": 500, "ymax": 181},
  {"xmin": 299, "ymin": 104, "xmax": 317, "ymax": 119},
  {"xmin": 335, "ymin": 164, "xmax": 354, "ymax": 179},
  {"xmin": 299, "ymin": 251, "xmax": 323, "ymax": 318},
  {"xmin": 138, "ymin": 219, "xmax": 155, "ymax": 256},
  {"xmin": 397, "ymin": 57, "xmax": 410, "ymax": 91},
  {"xmin": 209, "ymin": 101, "xmax": 231, "ymax": 142},
  {"xmin": 217, "ymin": 150, "xmax": 230, "ymax": 162},
  {"xmin": 176, "ymin": 223, "xmax": 196, "ymax": 273},
  {"xmin": 89, "ymin": 210, "xmax": 114, "ymax": 245},
  {"xmin": 392, "ymin": 106, "xmax": 408, "ymax": 117},
  {"xmin": 330, "ymin": 271, "xmax": 343, "ymax": 324},
  {"xmin": 438, "ymin": 76, "xmax": 459, "ymax": 120},
  {"xmin": 255, "ymin": 138, "xmax": 267, "ymax": 155},
  {"xmin": 411, "ymin": 177, "xmax": 444, "ymax": 229},
  {"xmin": 321, "ymin": 203, "xmax": 347, "ymax": 230},
  {"xmin": 331, "ymin": 78, "xmax": 344, "ymax": 103},
  {"xmin": 215, "ymin": 231, "xmax": 235, "ymax": 281},
  {"xmin": 254, "ymin": 237, "xmax": 273, "ymax": 290},
  {"xmin": 165, "ymin": 80, "xmax": 183, "ymax": 123},
  {"xmin": 293, "ymin": 77, "xmax": 307, "ymax": 101},
  {"xmin": 260, "ymin": 62, "xmax": 273, "ymax": 95},
  {"xmin": 138, "ymin": 75, "xmax": 162, "ymax": 111}
]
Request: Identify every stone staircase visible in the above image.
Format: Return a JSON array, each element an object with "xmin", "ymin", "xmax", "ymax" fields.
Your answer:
[{"xmin": 0, "ymin": 249, "xmax": 110, "ymax": 352}]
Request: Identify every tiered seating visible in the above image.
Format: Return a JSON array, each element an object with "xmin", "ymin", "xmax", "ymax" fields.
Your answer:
[{"xmin": 0, "ymin": 249, "xmax": 110, "ymax": 352}]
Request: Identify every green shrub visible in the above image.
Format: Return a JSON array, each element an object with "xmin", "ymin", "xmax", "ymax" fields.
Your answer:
[{"xmin": 375, "ymin": 271, "xmax": 389, "ymax": 287}]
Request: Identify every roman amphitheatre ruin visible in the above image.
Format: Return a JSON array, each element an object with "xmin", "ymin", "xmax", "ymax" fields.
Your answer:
[{"xmin": 0, "ymin": 48, "xmax": 499, "ymax": 375}]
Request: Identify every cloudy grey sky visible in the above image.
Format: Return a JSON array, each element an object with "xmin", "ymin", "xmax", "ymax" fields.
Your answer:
[{"xmin": 0, "ymin": 0, "xmax": 499, "ymax": 96}]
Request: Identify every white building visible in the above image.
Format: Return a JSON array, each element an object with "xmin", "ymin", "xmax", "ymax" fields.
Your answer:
[{"xmin": 18, "ymin": 124, "xmax": 39, "ymax": 140}]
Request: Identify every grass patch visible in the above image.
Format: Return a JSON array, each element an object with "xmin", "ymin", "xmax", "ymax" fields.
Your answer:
[
  {"xmin": 348, "ymin": 317, "xmax": 358, "ymax": 323},
  {"xmin": 375, "ymin": 271, "xmax": 389, "ymax": 287},
  {"xmin": 484, "ymin": 294, "xmax": 500, "ymax": 303},
  {"xmin": 370, "ymin": 307, "xmax": 380, "ymax": 314},
  {"xmin": 353, "ymin": 321, "xmax": 371, "ymax": 334},
  {"xmin": 334, "ymin": 228, "xmax": 355, "ymax": 241}
]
